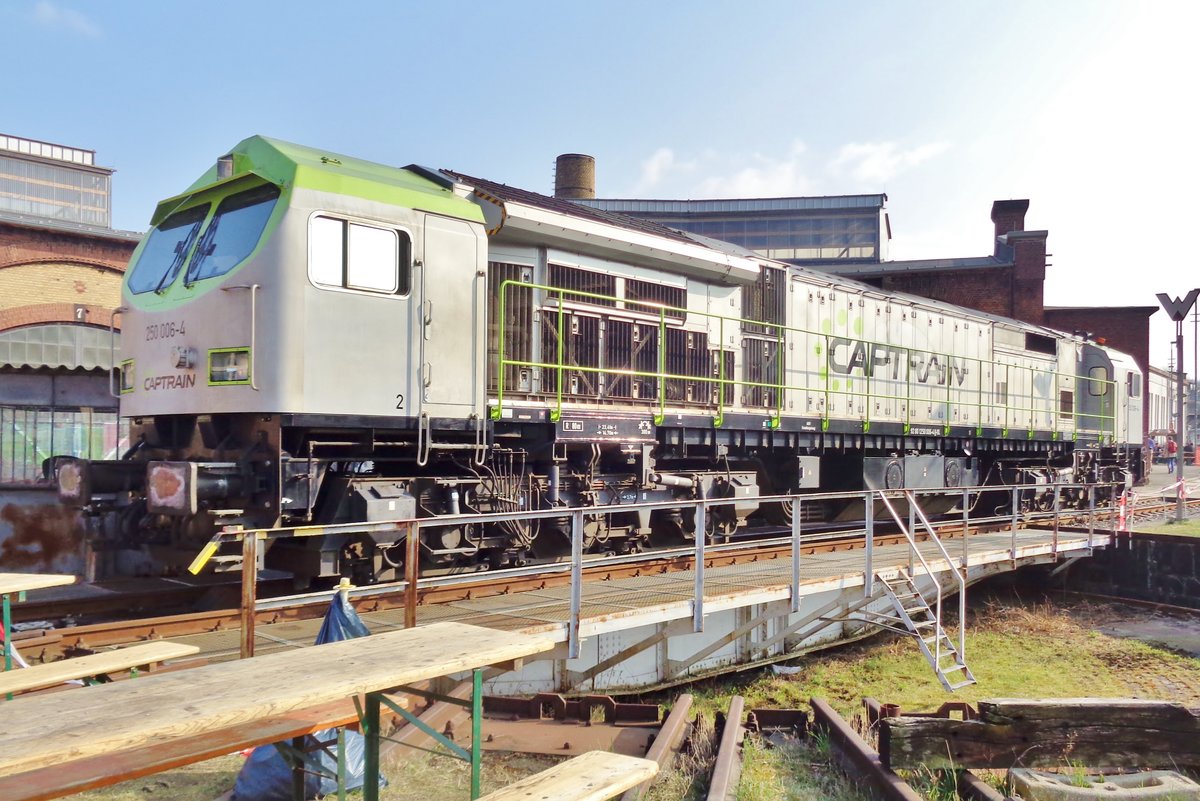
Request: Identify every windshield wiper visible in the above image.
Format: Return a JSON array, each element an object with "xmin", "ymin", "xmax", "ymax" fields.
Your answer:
[
  {"xmin": 184, "ymin": 215, "xmax": 221, "ymax": 287},
  {"xmin": 154, "ymin": 236, "xmax": 193, "ymax": 295}
]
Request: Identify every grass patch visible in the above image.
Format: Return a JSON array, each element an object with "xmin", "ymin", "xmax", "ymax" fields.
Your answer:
[
  {"xmin": 1133, "ymin": 518, "xmax": 1200, "ymax": 536},
  {"xmin": 74, "ymin": 748, "xmax": 559, "ymax": 801},
  {"xmin": 640, "ymin": 593, "xmax": 1200, "ymax": 800},
  {"xmin": 736, "ymin": 733, "xmax": 872, "ymax": 801}
]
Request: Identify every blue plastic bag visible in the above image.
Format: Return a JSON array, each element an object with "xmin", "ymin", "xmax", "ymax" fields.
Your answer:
[{"xmin": 232, "ymin": 590, "xmax": 383, "ymax": 800}]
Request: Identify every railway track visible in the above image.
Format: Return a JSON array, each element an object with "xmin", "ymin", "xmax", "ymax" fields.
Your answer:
[{"xmin": 8, "ymin": 495, "xmax": 1196, "ymax": 663}]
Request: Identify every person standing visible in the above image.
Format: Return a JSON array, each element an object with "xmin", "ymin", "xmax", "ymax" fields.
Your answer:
[{"xmin": 1166, "ymin": 437, "xmax": 1178, "ymax": 474}]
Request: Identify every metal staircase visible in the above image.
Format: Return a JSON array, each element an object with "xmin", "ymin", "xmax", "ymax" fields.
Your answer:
[
  {"xmin": 877, "ymin": 570, "xmax": 976, "ymax": 691},
  {"xmin": 859, "ymin": 489, "xmax": 977, "ymax": 691}
]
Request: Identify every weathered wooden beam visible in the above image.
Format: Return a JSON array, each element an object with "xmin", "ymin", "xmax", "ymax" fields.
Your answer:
[{"xmin": 881, "ymin": 698, "xmax": 1200, "ymax": 770}]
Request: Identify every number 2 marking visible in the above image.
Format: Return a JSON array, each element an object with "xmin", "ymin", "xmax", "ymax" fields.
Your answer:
[{"xmin": 396, "ymin": 393, "xmax": 405, "ymax": 410}]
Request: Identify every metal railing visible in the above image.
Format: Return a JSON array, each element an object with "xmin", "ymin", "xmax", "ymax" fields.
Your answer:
[
  {"xmin": 490, "ymin": 280, "xmax": 1119, "ymax": 440},
  {"xmin": 189, "ymin": 481, "xmax": 1123, "ymax": 662}
]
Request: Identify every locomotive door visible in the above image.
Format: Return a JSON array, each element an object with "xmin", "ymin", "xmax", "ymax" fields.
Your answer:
[
  {"xmin": 418, "ymin": 214, "xmax": 486, "ymax": 419},
  {"xmin": 1077, "ymin": 343, "xmax": 1114, "ymax": 436}
]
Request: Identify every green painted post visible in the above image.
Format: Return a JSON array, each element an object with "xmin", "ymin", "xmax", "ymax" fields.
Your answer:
[
  {"xmin": 656, "ymin": 308, "xmax": 666, "ymax": 424},
  {"xmin": 3, "ymin": 593, "xmax": 11, "ymax": 702},
  {"xmin": 554, "ymin": 290, "xmax": 564, "ymax": 421},
  {"xmin": 337, "ymin": 727, "xmax": 346, "ymax": 801},
  {"xmin": 363, "ymin": 693, "xmax": 381, "ymax": 801},
  {"xmin": 492, "ymin": 281, "xmax": 508, "ymax": 420},
  {"xmin": 471, "ymin": 668, "xmax": 483, "ymax": 800},
  {"xmin": 715, "ymin": 317, "xmax": 725, "ymax": 427}
]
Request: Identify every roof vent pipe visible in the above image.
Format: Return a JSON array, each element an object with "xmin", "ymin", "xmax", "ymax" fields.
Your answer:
[{"xmin": 554, "ymin": 154, "xmax": 595, "ymax": 199}]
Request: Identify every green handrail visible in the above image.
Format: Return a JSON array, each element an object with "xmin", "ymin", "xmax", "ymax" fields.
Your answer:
[{"xmin": 489, "ymin": 278, "xmax": 1122, "ymax": 440}]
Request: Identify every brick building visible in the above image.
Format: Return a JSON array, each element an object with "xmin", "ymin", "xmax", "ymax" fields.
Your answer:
[{"xmin": 0, "ymin": 134, "xmax": 140, "ymax": 482}]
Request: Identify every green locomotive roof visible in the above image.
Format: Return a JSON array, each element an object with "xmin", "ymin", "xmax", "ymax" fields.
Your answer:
[{"xmin": 152, "ymin": 135, "xmax": 484, "ymax": 225}]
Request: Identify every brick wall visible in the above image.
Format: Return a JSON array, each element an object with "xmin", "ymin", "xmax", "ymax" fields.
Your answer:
[
  {"xmin": 0, "ymin": 221, "xmax": 137, "ymax": 333},
  {"xmin": 0, "ymin": 224, "xmax": 135, "ymax": 272},
  {"xmin": 1044, "ymin": 306, "xmax": 1156, "ymax": 435},
  {"xmin": 880, "ymin": 266, "xmax": 1017, "ymax": 319},
  {"xmin": 1071, "ymin": 532, "xmax": 1200, "ymax": 609}
]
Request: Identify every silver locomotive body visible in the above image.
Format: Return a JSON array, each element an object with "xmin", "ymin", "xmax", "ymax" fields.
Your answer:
[{"xmin": 57, "ymin": 137, "xmax": 1144, "ymax": 582}]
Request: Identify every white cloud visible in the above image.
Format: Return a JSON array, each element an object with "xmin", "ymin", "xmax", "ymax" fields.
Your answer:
[
  {"xmin": 31, "ymin": 1, "xmax": 100, "ymax": 38},
  {"xmin": 629, "ymin": 147, "xmax": 680, "ymax": 195},
  {"xmin": 625, "ymin": 140, "xmax": 815, "ymax": 199},
  {"xmin": 691, "ymin": 141, "xmax": 815, "ymax": 198},
  {"xmin": 831, "ymin": 141, "xmax": 950, "ymax": 184}
]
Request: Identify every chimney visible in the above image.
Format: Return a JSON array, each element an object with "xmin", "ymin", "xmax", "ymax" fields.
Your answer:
[
  {"xmin": 990, "ymin": 199, "xmax": 1029, "ymax": 255},
  {"xmin": 554, "ymin": 154, "xmax": 595, "ymax": 199}
]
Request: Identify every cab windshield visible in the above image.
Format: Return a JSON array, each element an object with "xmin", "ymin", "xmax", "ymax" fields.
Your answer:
[
  {"xmin": 126, "ymin": 205, "xmax": 208, "ymax": 295},
  {"xmin": 185, "ymin": 184, "xmax": 280, "ymax": 285}
]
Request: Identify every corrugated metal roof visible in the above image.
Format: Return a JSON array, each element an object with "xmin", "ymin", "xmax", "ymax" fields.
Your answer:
[
  {"xmin": 442, "ymin": 169, "xmax": 711, "ymax": 249},
  {"xmin": 818, "ymin": 255, "xmax": 1010, "ymax": 276},
  {"xmin": 0, "ymin": 324, "xmax": 118, "ymax": 371},
  {"xmin": 578, "ymin": 194, "xmax": 887, "ymax": 214},
  {"xmin": 0, "ymin": 210, "xmax": 142, "ymax": 243}
]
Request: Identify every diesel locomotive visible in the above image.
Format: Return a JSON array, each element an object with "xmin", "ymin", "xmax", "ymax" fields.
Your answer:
[{"xmin": 55, "ymin": 136, "xmax": 1144, "ymax": 582}]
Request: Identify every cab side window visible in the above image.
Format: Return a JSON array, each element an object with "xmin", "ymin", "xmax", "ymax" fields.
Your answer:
[{"xmin": 310, "ymin": 215, "xmax": 411, "ymax": 295}]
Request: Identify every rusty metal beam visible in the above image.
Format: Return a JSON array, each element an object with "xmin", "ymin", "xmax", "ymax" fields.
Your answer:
[
  {"xmin": 707, "ymin": 695, "xmax": 745, "ymax": 801},
  {"xmin": 482, "ymin": 693, "xmax": 660, "ymax": 725},
  {"xmin": 958, "ymin": 770, "xmax": 1014, "ymax": 801},
  {"xmin": 810, "ymin": 698, "xmax": 925, "ymax": 801},
  {"xmin": 240, "ymin": 531, "xmax": 256, "ymax": 659},
  {"xmin": 620, "ymin": 694, "xmax": 693, "ymax": 801}
]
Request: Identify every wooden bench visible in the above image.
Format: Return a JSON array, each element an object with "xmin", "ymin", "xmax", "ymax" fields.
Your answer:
[
  {"xmin": 0, "ymin": 573, "xmax": 76, "ymax": 597},
  {"xmin": 0, "ymin": 640, "xmax": 200, "ymax": 697},
  {"xmin": 0, "ymin": 621, "xmax": 555, "ymax": 801},
  {"xmin": 479, "ymin": 751, "xmax": 658, "ymax": 801}
]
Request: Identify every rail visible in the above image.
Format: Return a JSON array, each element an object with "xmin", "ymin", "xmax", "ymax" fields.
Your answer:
[
  {"xmin": 490, "ymin": 280, "xmax": 1119, "ymax": 440},
  {"xmin": 188, "ymin": 481, "xmax": 1123, "ymax": 662}
]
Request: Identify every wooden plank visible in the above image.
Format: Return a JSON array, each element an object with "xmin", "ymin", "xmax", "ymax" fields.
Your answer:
[
  {"xmin": 881, "ymin": 699, "xmax": 1200, "ymax": 770},
  {"xmin": 0, "ymin": 698, "xmax": 362, "ymax": 801},
  {"xmin": 0, "ymin": 641, "xmax": 200, "ymax": 696},
  {"xmin": 0, "ymin": 621, "xmax": 553, "ymax": 778},
  {"xmin": 0, "ymin": 573, "xmax": 75, "ymax": 596},
  {"xmin": 978, "ymin": 698, "xmax": 1200, "ymax": 728},
  {"xmin": 478, "ymin": 751, "xmax": 658, "ymax": 801}
]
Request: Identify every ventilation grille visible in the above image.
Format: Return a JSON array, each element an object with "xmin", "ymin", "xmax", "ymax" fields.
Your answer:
[
  {"xmin": 626, "ymin": 278, "xmax": 685, "ymax": 323},
  {"xmin": 488, "ymin": 262, "xmax": 533, "ymax": 393},
  {"xmin": 743, "ymin": 265, "xmax": 787, "ymax": 336},
  {"xmin": 548, "ymin": 264, "xmax": 616, "ymax": 307}
]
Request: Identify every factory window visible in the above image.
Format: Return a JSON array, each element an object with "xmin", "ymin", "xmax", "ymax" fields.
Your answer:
[
  {"xmin": 186, "ymin": 184, "xmax": 280, "ymax": 284},
  {"xmin": 0, "ymin": 406, "xmax": 126, "ymax": 483},
  {"xmin": 310, "ymin": 216, "xmax": 411, "ymax": 295},
  {"xmin": 127, "ymin": 204, "xmax": 209, "ymax": 294}
]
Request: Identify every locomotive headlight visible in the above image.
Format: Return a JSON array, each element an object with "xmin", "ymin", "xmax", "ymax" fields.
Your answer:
[
  {"xmin": 171, "ymin": 346, "xmax": 197, "ymax": 369},
  {"xmin": 208, "ymin": 348, "xmax": 251, "ymax": 385},
  {"xmin": 56, "ymin": 458, "xmax": 90, "ymax": 506},
  {"xmin": 146, "ymin": 461, "xmax": 199, "ymax": 515}
]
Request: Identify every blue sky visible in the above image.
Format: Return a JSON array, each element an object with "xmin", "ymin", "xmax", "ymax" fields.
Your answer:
[{"xmin": 5, "ymin": 0, "xmax": 1198, "ymax": 368}]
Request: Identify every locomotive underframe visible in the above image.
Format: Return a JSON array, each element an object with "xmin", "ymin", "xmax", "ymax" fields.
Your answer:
[{"xmin": 58, "ymin": 408, "xmax": 1135, "ymax": 583}]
